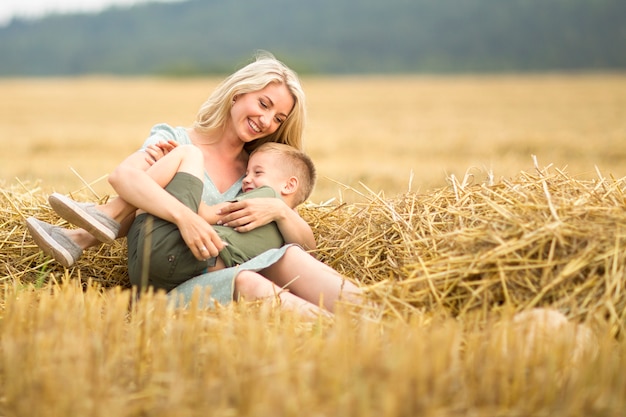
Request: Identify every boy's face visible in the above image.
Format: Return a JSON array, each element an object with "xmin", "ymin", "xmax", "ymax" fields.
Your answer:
[{"xmin": 242, "ymin": 152, "xmax": 289, "ymax": 193}]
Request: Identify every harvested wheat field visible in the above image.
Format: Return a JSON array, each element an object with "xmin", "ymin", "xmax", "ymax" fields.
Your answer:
[{"xmin": 1, "ymin": 74, "xmax": 626, "ymax": 416}]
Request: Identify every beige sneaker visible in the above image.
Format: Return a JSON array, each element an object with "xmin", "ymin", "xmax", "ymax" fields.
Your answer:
[
  {"xmin": 48, "ymin": 193, "xmax": 120, "ymax": 243},
  {"xmin": 26, "ymin": 217, "xmax": 83, "ymax": 268}
]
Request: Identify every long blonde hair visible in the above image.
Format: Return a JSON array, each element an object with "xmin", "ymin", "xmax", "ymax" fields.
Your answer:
[{"xmin": 193, "ymin": 51, "xmax": 306, "ymax": 152}]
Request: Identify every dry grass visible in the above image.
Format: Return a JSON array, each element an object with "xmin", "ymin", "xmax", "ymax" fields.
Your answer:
[
  {"xmin": 305, "ymin": 161, "xmax": 626, "ymax": 335},
  {"xmin": 2, "ymin": 74, "xmax": 625, "ymax": 201},
  {"xmin": 2, "ymin": 74, "xmax": 626, "ymax": 416},
  {"xmin": 0, "ymin": 280, "xmax": 623, "ymax": 416},
  {"xmin": 1, "ymin": 182, "xmax": 129, "ymax": 289},
  {"xmin": 3, "ymin": 162, "xmax": 626, "ymax": 415}
]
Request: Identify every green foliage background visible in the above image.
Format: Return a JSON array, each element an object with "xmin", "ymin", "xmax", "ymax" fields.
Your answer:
[{"xmin": 0, "ymin": 0, "xmax": 625, "ymax": 76}]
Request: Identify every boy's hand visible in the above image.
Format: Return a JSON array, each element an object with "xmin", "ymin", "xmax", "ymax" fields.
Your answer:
[{"xmin": 144, "ymin": 140, "xmax": 179, "ymax": 165}]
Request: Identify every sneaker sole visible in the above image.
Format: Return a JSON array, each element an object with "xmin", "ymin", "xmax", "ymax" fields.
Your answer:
[
  {"xmin": 26, "ymin": 217, "xmax": 74, "ymax": 268},
  {"xmin": 48, "ymin": 193, "xmax": 116, "ymax": 243}
]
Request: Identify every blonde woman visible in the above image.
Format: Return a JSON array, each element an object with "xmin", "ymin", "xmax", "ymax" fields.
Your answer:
[{"xmin": 28, "ymin": 52, "xmax": 361, "ymax": 314}]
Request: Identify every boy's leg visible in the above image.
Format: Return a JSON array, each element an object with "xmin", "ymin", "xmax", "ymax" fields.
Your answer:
[
  {"xmin": 130, "ymin": 191, "xmax": 212, "ymax": 290},
  {"xmin": 260, "ymin": 246, "xmax": 363, "ymax": 313},
  {"xmin": 29, "ymin": 145, "xmax": 207, "ymax": 267},
  {"xmin": 48, "ymin": 145, "xmax": 203, "ymax": 239},
  {"xmin": 146, "ymin": 145, "xmax": 205, "ymax": 188},
  {"xmin": 129, "ymin": 145, "xmax": 215, "ymax": 292},
  {"xmin": 89, "ymin": 145, "xmax": 205, "ymax": 221},
  {"xmin": 101, "ymin": 145, "xmax": 205, "ymax": 219}
]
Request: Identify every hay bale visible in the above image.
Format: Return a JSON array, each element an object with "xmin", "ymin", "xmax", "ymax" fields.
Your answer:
[
  {"xmin": 0, "ymin": 181, "xmax": 129, "ymax": 289},
  {"xmin": 301, "ymin": 164, "xmax": 626, "ymax": 330},
  {"xmin": 4, "ymin": 162, "xmax": 626, "ymax": 331}
]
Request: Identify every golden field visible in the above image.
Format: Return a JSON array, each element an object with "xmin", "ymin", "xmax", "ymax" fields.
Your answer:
[
  {"xmin": 2, "ymin": 74, "xmax": 625, "ymax": 201},
  {"xmin": 1, "ymin": 74, "xmax": 626, "ymax": 416}
]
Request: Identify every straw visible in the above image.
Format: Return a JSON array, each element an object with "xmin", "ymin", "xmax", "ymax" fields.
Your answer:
[{"xmin": 4, "ymin": 162, "xmax": 626, "ymax": 334}]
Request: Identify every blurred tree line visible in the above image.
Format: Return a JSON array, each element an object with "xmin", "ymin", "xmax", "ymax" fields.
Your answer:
[{"xmin": 0, "ymin": 0, "xmax": 624, "ymax": 76}]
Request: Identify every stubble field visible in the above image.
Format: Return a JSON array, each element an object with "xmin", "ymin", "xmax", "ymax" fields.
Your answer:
[
  {"xmin": 1, "ymin": 74, "xmax": 626, "ymax": 416},
  {"xmin": 2, "ymin": 74, "xmax": 625, "ymax": 201}
]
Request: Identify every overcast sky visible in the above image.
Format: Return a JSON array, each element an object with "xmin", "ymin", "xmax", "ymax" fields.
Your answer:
[{"xmin": 0, "ymin": 0, "xmax": 179, "ymax": 26}]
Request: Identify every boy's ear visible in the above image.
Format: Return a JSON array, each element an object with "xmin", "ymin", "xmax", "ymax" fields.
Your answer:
[{"xmin": 281, "ymin": 176, "xmax": 299, "ymax": 196}]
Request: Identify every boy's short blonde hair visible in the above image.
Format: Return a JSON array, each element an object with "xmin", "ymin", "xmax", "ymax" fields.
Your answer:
[{"xmin": 251, "ymin": 142, "xmax": 316, "ymax": 206}]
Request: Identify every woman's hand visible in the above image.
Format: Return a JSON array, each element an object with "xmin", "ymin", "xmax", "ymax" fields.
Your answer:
[
  {"xmin": 176, "ymin": 210, "xmax": 226, "ymax": 261},
  {"xmin": 217, "ymin": 198, "xmax": 317, "ymax": 250},
  {"xmin": 217, "ymin": 198, "xmax": 284, "ymax": 232}
]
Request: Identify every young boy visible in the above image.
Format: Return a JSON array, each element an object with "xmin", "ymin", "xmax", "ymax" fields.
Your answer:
[{"xmin": 125, "ymin": 142, "xmax": 317, "ymax": 292}]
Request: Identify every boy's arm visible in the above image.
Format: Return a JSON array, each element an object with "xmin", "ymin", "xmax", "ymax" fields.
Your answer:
[{"xmin": 198, "ymin": 201, "xmax": 229, "ymax": 225}]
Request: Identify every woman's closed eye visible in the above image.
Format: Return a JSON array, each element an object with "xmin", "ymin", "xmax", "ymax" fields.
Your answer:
[{"xmin": 260, "ymin": 99, "xmax": 285, "ymax": 124}]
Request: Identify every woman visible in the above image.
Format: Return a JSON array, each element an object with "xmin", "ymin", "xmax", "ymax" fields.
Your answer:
[{"xmin": 27, "ymin": 51, "xmax": 361, "ymax": 316}]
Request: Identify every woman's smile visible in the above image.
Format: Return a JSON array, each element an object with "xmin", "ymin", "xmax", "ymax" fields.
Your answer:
[{"xmin": 248, "ymin": 118, "xmax": 262, "ymax": 134}]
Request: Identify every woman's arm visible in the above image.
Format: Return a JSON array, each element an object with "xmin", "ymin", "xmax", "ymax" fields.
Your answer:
[
  {"xmin": 108, "ymin": 151, "xmax": 225, "ymax": 260},
  {"xmin": 216, "ymin": 198, "xmax": 317, "ymax": 250}
]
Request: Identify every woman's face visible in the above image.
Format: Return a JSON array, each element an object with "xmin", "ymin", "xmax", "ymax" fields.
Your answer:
[{"xmin": 230, "ymin": 82, "xmax": 294, "ymax": 143}]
